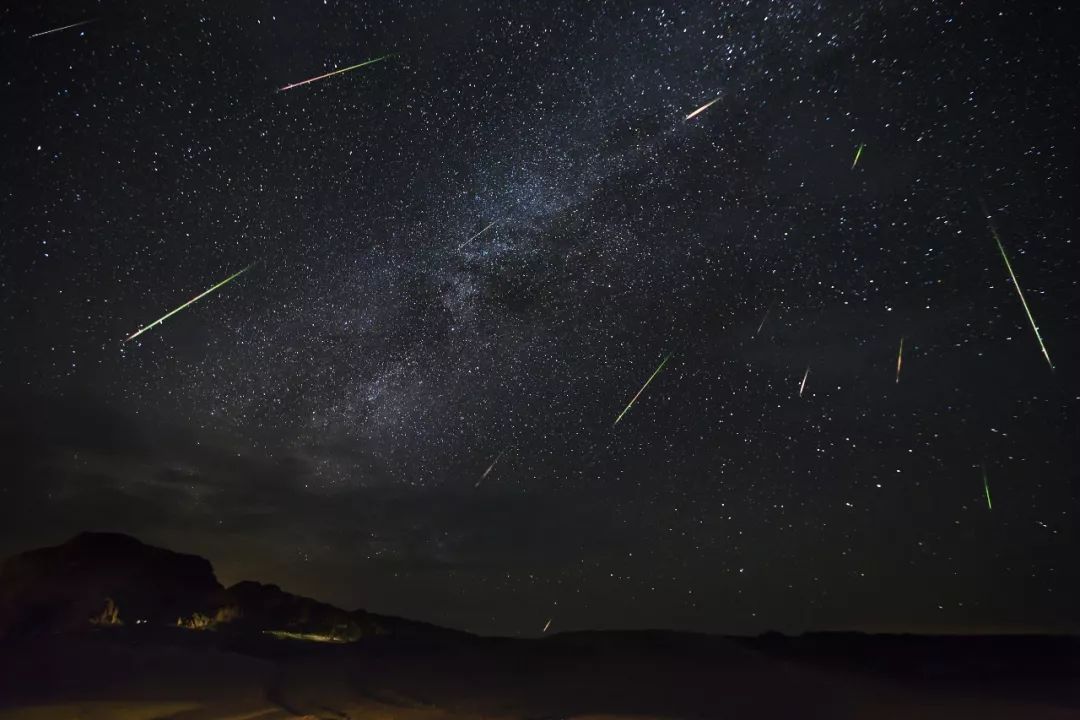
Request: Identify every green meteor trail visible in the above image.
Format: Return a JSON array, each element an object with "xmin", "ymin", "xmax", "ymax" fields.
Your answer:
[
  {"xmin": 851, "ymin": 143, "xmax": 865, "ymax": 169},
  {"xmin": 982, "ymin": 202, "xmax": 1053, "ymax": 370},
  {"xmin": 279, "ymin": 54, "xmax": 392, "ymax": 92},
  {"xmin": 125, "ymin": 265, "xmax": 251, "ymax": 342},
  {"xmin": 982, "ymin": 465, "xmax": 992, "ymax": 510},
  {"xmin": 613, "ymin": 353, "xmax": 672, "ymax": 426}
]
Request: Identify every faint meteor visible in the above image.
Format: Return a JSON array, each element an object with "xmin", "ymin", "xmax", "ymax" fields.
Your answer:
[
  {"xmin": 685, "ymin": 96, "xmax": 721, "ymax": 121},
  {"xmin": 125, "ymin": 265, "xmax": 251, "ymax": 342},
  {"xmin": 755, "ymin": 301, "xmax": 774, "ymax": 336},
  {"xmin": 895, "ymin": 337, "xmax": 904, "ymax": 383},
  {"xmin": 982, "ymin": 465, "xmax": 992, "ymax": 510},
  {"xmin": 29, "ymin": 19, "xmax": 94, "ymax": 38},
  {"xmin": 459, "ymin": 221, "xmax": 497, "ymax": 250},
  {"xmin": 981, "ymin": 203, "xmax": 1053, "ymax": 370},
  {"xmin": 851, "ymin": 142, "xmax": 865, "ymax": 169},
  {"xmin": 613, "ymin": 353, "xmax": 672, "ymax": 426},
  {"xmin": 475, "ymin": 449, "xmax": 506, "ymax": 488},
  {"xmin": 542, "ymin": 618, "xmax": 552, "ymax": 633},
  {"xmin": 279, "ymin": 54, "xmax": 391, "ymax": 92},
  {"xmin": 798, "ymin": 366, "xmax": 810, "ymax": 397}
]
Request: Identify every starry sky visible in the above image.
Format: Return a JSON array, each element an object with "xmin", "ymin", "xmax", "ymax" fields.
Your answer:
[{"xmin": 1, "ymin": 0, "xmax": 1078, "ymax": 637}]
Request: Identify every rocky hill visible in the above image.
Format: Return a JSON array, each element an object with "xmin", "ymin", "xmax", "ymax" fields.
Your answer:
[{"xmin": 0, "ymin": 533, "xmax": 459, "ymax": 642}]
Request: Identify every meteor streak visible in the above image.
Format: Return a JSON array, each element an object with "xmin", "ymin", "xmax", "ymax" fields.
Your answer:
[
  {"xmin": 685, "ymin": 96, "xmax": 721, "ymax": 120},
  {"xmin": 279, "ymin": 54, "xmax": 391, "ymax": 92},
  {"xmin": 895, "ymin": 337, "xmax": 904, "ymax": 383},
  {"xmin": 29, "ymin": 19, "xmax": 94, "ymax": 38},
  {"xmin": 982, "ymin": 465, "xmax": 992, "ymax": 510},
  {"xmin": 981, "ymin": 202, "xmax": 1053, "ymax": 370},
  {"xmin": 755, "ymin": 301, "xmax": 774, "ymax": 336},
  {"xmin": 459, "ymin": 221, "xmax": 497, "ymax": 250},
  {"xmin": 125, "ymin": 265, "xmax": 251, "ymax": 342},
  {"xmin": 475, "ymin": 449, "xmax": 506, "ymax": 488},
  {"xmin": 851, "ymin": 143, "xmax": 865, "ymax": 169},
  {"xmin": 799, "ymin": 366, "xmax": 810, "ymax": 397},
  {"xmin": 542, "ymin": 618, "xmax": 552, "ymax": 633},
  {"xmin": 613, "ymin": 353, "xmax": 672, "ymax": 426}
]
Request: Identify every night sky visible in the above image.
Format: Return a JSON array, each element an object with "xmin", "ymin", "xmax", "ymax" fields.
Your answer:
[{"xmin": 1, "ymin": 0, "xmax": 1078, "ymax": 637}]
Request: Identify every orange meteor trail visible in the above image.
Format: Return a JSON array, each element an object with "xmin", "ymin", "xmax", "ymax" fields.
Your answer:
[
  {"xmin": 895, "ymin": 337, "xmax": 904, "ymax": 383},
  {"xmin": 685, "ymin": 96, "xmax": 721, "ymax": 120}
]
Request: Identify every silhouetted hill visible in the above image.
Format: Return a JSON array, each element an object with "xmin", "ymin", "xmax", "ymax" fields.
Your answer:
[
  {"xmin": 0, "ymin": 532, "xmax": 222, "ymax": 638},
  {"xmin": 0, "ymin": 535, "xmax": 1079, "ymax": 717},
  {"xmin": 0, "ymin": 533, "xmax": 463, "ymax": 642},
  {"xmin": 223, "ymin": 580, "xmax": 462, "ymax": 641}
]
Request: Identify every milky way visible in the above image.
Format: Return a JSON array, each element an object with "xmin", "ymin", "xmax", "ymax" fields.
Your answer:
[{"xmin": 1, "ymin": 1, "xmax": 1077, "ymax": 636}]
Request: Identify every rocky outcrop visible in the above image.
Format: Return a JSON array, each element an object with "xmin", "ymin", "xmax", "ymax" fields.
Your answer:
[
  {"xmin": 0, "ymin": 533, "xmax": 465, "ymax": 642},
  {"xmin": 0, "ymin": 532, "xmax": 222, "ymax": 638}
]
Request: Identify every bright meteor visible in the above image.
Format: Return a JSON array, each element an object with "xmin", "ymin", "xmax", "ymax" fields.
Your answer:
[
  {"xmin": 279, "ymin": 54, "xmax": 391, "ymax": 92},
  {"xmin": 851, "ymin": 142, "xmax": 865, "ymax": 169},
  {"xmin": 982, "ymin": 465, "xmax": 992, "ymax": 510},
  {"xmin": 613, "ymin": 353, "xmax": 672, "ymax": 426},
  {"xmin": 475, "ymin": 449, "xmax": 506, "ymax": 488},
  {"xmin": 895, "ymin": 337, "xmax": 904, "ymax": 383},
  {"xmin": 981, "ymin": 201, "xmax": 1053, "ymax": 370},
  {"xmin": 125, "ymin": 265, "xmax": 252, "ymax": 342},
  {"xmin": 799, "ymin": 365, "xmax": 810, "ymax": 397},
  {"xmin": 29, "ymin": 19, "xmax": 94, "ymax": 38},
  {"xmin": 685, "ymin": 96, "xmax": 721, "ymax": 121}
]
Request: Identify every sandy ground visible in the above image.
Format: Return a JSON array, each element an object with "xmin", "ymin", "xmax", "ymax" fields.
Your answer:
[{"xmin": 1, "ymin": 632, "xmax": 1077, "ymax": 719}]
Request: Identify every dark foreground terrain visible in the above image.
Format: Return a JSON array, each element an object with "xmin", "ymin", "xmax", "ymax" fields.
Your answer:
[
  {"xmin": 2, "ymin": 628, "xmax": 1080, "ymax": 719},
  {"xmin": 1, "ymin": 534, "xmax": 1077, "ymax": 719}
]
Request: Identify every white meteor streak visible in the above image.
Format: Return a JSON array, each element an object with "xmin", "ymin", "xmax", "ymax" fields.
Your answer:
[
  {"xmin": 755, "ymin": 301, "xmax": 774, "ymax": 336},
  {"xmin": 685, "ymin": 96, "xmax": 721, "ymax": 121},
  {"xmin": 29, "ymin": 19, "xmax": 94, "ymax": 38},
  {"xmin": 459, "ymin": 221, "xmax": 497, "ymax": 250},
  {"xmin": 542, "ymin": 618, "xmax": 552, "ymax": 633},
  {"xmin": 475, "ymin": 449, "xmax": 506, "ymax": 487},
  {"xmin": 799, "ymin": 366, "xmax": 810, "ymax": 397},
  {"xmin": 981, "ymin": 203, "xmax": 1053, "ymax": 371}
]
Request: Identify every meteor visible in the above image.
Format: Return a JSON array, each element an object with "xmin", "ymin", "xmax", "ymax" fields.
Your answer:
[
  {"xmin": 125, "ymin": 265, "xmax": 251, "ymax": 342},
  {"xmin": 851, "ymin": 143, "xmax": 865, "ymax": 169},
  {"xmin": 799, "ymin": 366, "xmax": 810, "ymax": 397},
  {"xmin": 613, "ymin": 353, "xmax": 672, "ymax": 426},
  {"xmin": 542, "ymin": 618, "xmax": 552, "ymax": 633},
  {"xmin": 29, "ymin": 19, "xmax": 94, "ymax": 38},
  {"xmin": 895, "ymin": 337, "xmax": 904, "ymax": 383},
  {"xmin": 279, "ymin": 54, "xmax": 391, "ymax": 92},
  {"xmin": 685, "ymin": 96, "xmax": 721, "ymax": 121},
  {"xmin": 755, "ymin": 301, "xmax": 774, "ymax": 336},
  {"xmin": 475, "ymin": 449, "xmax": 506, "ymax": 488},
  {"xmin": 459, "ymin": 221, "xmax": 497, "ymax": 250},
  {"xmin": 981, "ymin": 202, "xmax": 1053, "ymax": 370},
  {"xmin": 982, "ymin": 465, "xmax": 992, "ymax": 510}
]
